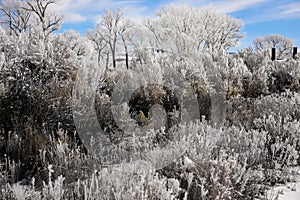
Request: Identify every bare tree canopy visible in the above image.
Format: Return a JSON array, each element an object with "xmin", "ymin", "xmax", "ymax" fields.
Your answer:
[
  {"xmin": 24, "ymin": 0, "xmax": 63, "ymax": 37},
  {"xmin": 145, "ymin": 5, "xmax": 244, "ymax": 54},
  {"xmin": 87, "ymin": 9, "xmax": 134, "ymax": 69},
  {"xmin": 0, "ymin": 0, "xmax": 63, "ymax": 37},
  {"xmin": 253, "ymin": 34, "xmax": 294, "ymax": 60},
  {"xmin": 0, "ymin": 0, "xmax": 31, "ymax": 35}
]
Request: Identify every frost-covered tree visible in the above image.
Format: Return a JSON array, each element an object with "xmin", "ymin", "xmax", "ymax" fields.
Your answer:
[
  {"xmin": 253, "ymin": 34, "xmax": 294, "ymax": 60},
  {"xmin": 86, "ymin": 27, "xmax": 108, "ymax": 65},
  {"xmin": 117, "ymin": 18, "xmax": 134, "ymax": 69},
  {"xmin": 201, "ymin": 7, "xmax": 244, "ymax": 52},
  {"xmin": 127, "ymin": 27, "xmax": 153, "ymax": 64},
  {"xmin": 0, "ymin": 0, "xmax": 63, "ymax": 38},
  {"xmin": 145, "ymin": 5, "xmax": 243, "ymax": 55},
  {"xmin": 0, "ymin": 26, "xmax": 94, "ymax": 177},
  {"xmin": 0, "ymin": 0, "xmax": 31, "ymax": 35},
  {"xmin": 23, "ymin": 0, "xmax": 63, "ymax": 37},
  {"xmin": 88, "ymin": 9, "xmax": 135, "ymax": 69},
  {"xmin": 100, "ymin": 9, "xmax": 122, "ymax": 68}
]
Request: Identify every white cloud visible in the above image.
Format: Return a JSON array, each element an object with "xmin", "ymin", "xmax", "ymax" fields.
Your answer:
[
  {"xmin": 51, "ymin": 0, "xmax": 300, "ymax": 26},
  {"xmin": 121, "ymin": 5, "xmax": 148, "ymax": 22},
  {"xmin": 278, "ymin": 2, "xmax": 300, "ymax": 17},
  {"xmin": 169, "ymin": 0, "xmax": 270, "ymax": 13},
  {"xmin": 111, "ymin": 1, "xmax": 144, "ymax": 5},
  {"xmin": 51, "ymin": 0, "xmax": 95, "ymax": 12},
  {"xmin": 245, "ymin": 1, "xmax": 300, "ymax": 24},
  {"xmin": 65, "ymin": 13, "xmax": 88, "ymax": 23},
  {"xmin": 211, "ymin": 0, "xmax": 270, "ymax": 13},
  {"xmin": 54, "ymin": 0, "xmax": 295, "ymax": 25},
  {"xmin": 53, "ymin": 0, "xmax": 148, "ymax": 24}
]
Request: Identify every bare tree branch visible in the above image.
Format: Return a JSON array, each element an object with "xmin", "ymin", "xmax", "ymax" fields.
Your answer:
[
  {"xmin": 254, "ymin": 34, "xmax": 294, "ymax": 60},
  {"xmin": 0, "ymin": 0, "xmax": 31, "ymax": 35},
  {"xmin": 23, "ymin": 0, "xmax": 63, "ymax": 37}
]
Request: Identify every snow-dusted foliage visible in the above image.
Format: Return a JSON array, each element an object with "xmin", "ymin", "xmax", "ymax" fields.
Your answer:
[
  {"xmin": 0, "ymin": 18, "xmax": 94, "ymax": 185},
  {"xmin": 0, "ymin": 2, "xmax": 300, "ymax": 200},
  {"xmin": 145, "ymin": 5, "xmax": 243, "ymax": 55},
  {"xmin": 254, "ymin": 34, "xmax": 294, "ymax": 60},
  {"xmin": 0, "ymin": 0, "xmax": 63, "ymax": 38}
]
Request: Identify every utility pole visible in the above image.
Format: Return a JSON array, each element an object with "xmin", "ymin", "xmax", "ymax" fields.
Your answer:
[
  {"xmin": 293, "ymin": 47, "xmax": 297, "ymax": 59},
  {"xmin": 271, "ymin": 47, "xmax": 276, "ymax": 61}
]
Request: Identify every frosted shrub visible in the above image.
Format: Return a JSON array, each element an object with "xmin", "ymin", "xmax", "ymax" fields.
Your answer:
[
  {"xmin": 225, "ymin": 51, "xmax": 300, "ymax": 98},
  {"xmin": 179, "ymin": 122, "xmax": 265, "ymax": 199},
  {"xmin": 1, "ymin": 109, "xmax": 299, "ymax": 199},
  {"xmin": 9, "ymin": 183, "xmax": 41, "ymax": 200},
  {"xmin": 0, "ymin": 28, "xmax": 91, "ymax": 184},
  {"xmin": 79, "ymin": 168, "xmax": 179, "ymax": 200},
  {"xmin": 246, "ymin": 65, "xmax": 270, "ymax": 97},
  {"xmin": 254, "ymin": 115, "xmax": 300, "ymax": 167},
  {"xmin": 153, "ymin": 119, "xmax": 299, "ymax": 199},
  {"xmin": 41, "ymin": 165, "xmax": 65, "ymax": 200},
  {"xmin": 227, "ymin": 90, "xmax": 300, "ymax": 129},
  {"xmin": 1, "ymin": 4, "xmax": 300, "ymax": 199},
  {"xmin": 36, "ymin": 131, "xmax": 98, "ymax": 187},
  {"xmin": 2, "ymin": 164, "xmax": 180, "ymax": 200},
  {"xmin": 271, "ymin": 60, "xmax": 300, "ymax": 91},
  {"xmin": 223, "ymin": 57, "xmax": 252, "ymax": 97}
]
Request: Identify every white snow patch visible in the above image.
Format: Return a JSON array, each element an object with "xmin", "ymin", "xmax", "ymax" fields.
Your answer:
[
  {"xmin": 266, "ymin": 168, "xmax": 300, "ymax": 200},
  {"xmin": 277, "ymin": 182, "xmax": 300, "ymax": 200}
]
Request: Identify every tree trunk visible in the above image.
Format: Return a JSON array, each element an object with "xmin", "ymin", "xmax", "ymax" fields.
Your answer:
[
  {"xmin": 106, "ymin": 52, "xmax": 109, "ymax": 71},
  {"xmin": 122, "ymin": 36, "xmax": 129, "ymax": 69},
  {"xmin": 112, "ymin": 39, "xmax": 117, "ymax": 68}
]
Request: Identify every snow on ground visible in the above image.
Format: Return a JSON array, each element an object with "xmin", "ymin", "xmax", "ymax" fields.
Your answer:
[
  {"xmin": 266, "ymin": 168, "xmax": 300, "ymax": 200},
  {"xmin": 267, "ymin": 182, "xmax": 300, "ymax": 200},
  {"xmin": 278, "ymin": 183, "xmax": 300, "ymax": 200}
]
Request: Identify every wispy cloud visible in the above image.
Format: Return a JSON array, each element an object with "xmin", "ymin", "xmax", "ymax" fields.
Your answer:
[
  {"xmin": 121, "ymin": 5, "xmax": 148, "ymax": 22},
  {"xmin": 51, "ymin": 0, "xmax": 145, "ymax": 24},
  {"xmin": 169, "ymin": 0, "xmax": 270, "ymax": 13},
  {"xmin": 278, "ymin": 2, "xmax": 300, "ymax": 17},
  {"xmin": 52, "ymin": 0, "xmax": 300, "ymax": 28},
  {"xmin": 210, "ymin": 0, "xmax": 270, "ymax": 13},
  {"xmin": 245, "ymin": 1, "xmax": 300, "ymax": 24},
  {"xmin": 65, "ymin": 13, "xmax": 87, "ymax": 23},
  {"xmin": 111, "ymin": 1, "xmax": 144, "ymax": 6}
]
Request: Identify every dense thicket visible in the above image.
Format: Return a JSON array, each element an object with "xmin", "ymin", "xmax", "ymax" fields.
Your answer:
[{"xmin": 0, "ymin": 1, "xmax": 300, "ymax": 199}]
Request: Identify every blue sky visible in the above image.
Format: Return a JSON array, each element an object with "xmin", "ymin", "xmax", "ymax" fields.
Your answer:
[{"xmin": 55, "ymin": 0, "xmax": 300, "ymax": 50}]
